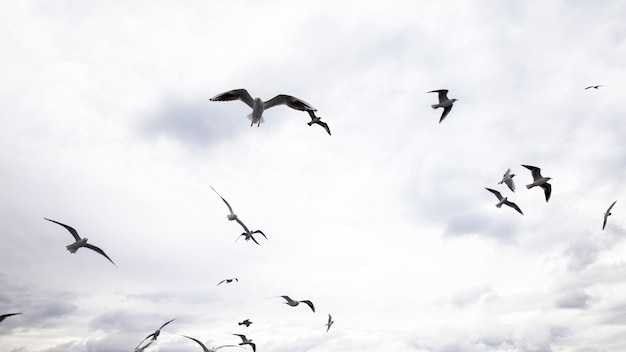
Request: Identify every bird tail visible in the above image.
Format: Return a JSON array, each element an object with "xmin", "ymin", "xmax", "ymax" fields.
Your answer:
[
  {"xmin": 66, "ymin": 244, "xmax": 78, "ymax": 253},
  {"xmin": 495, "ymin": 203, "xmax": 502, "ymax": 208},
  {"xmin": 431, "ymin": 104, "xmax": 439, "ymax": 109},
  {"xmin": 526, "ymin": 184, "xmax": 533, "ymax": 189},
  {"xmin": 307, "ymin": 121, "xmax": 314, "ymax": 126}
]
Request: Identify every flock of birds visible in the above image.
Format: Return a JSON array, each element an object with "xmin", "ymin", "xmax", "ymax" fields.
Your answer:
[{"xmin": 1, "ymin": 85, "xmax": 616, "ymax": 351}]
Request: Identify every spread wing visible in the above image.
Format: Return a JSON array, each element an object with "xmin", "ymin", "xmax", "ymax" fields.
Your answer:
[
  {"xmin": 504, "ymin": 200, "xmax": 524, "ymax": 215},
  {"xmin": 521, "ymin": 164, "xmax": 542, "ymax": 180},
  {"xmin": 182, "ymin": 335, "xmax": 211, "ymax": 352},
  {"xmin": 210, "ymin": 186, "xmax": 235, "ymax": 216},
  {"xmin": 439, "ymin": 106, "xmax": 452, "ymax": 123},
  {"xmin": 485, "ymin": 188, "xmax": 503, "ymax": 201},
  {"xmin": 428, "ymin": 89, "xmax": 449, "ymax": 103},
  {"xmin": 84, "ymin": 243, "xmax": 116, "ymax": 266},
  {"xmin": 542, "ymin": 183, "xmax": 552, "ymax": 202},
  {"xmin": 44, "ymin": 218, "xmax": 81, "ymax": 241},
  {"xmin": 300, "ymin": 300, "xmax": 316, "ymax": 312},
  {"xmin": 210, "ymin": 89, "xmax": 255, "ymax": 109},
  {"xmin": 263, "ymin": 94, "xmax": 316, "ymax": 111}
]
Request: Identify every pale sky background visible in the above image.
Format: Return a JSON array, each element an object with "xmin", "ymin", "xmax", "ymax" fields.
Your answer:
[{"xmin": 2, "ymin": 1, "xmax": 626, "ymax": 351}]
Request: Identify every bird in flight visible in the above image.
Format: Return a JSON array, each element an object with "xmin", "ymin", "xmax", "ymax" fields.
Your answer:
[
  {"xmin": 44, "ymin": 218, "xmax": 116, "ymax": 266},
  {"xmin": 0, "ymin": 313, "xmax": 21, "ymax": 324},
  {"xmin": 209, "ymin": 186, "xmax": 267, "ymax": 245},
  {"xmin": 325, "ymin": 314, "xmax": 334, "ymax": 332},
  {"xmin": 182, "ymin": 335, "xmax": 242, "ymax": 352},
  {"xmin": 603, "ymin": 200, "xmax": 617, "ymax": 230},
  {"xmin": 210, "ymin": 88, "xmax": 316, "ymax": 127},
  {"xmin": 584, "ymin": 85, "xmax": 603, "ymax": 90},
  {"xmin": 306, "ymin": 110, "xmax": 331, "ymax": 136},
  {"xmin": 236, "ymin": 222, "xmax": 267, "ymax": 245},
  {"xmin": 217, "ymin": 278, "xmax": 238, "ymax": 286},
  {"xmin": 521, "ymin": 164, "xmax": 552, "ymax": 202},
  {"xmin": 498, "ymin": 168, "xmax": 516, "ymax": 192},
  {"xmin": 428, "ymin": 89, "xmax": 458, "ymax": 123},
  {"xmin": 278, "ymin": 295, "xmax": 316, "ymax": 313},
  {"xmin": 238, "ymin": 319, "xmax": 253, "ymax": 327},
  {"xmin": 135, "ymin": 318, "xmax": 175, "ymax": 350},
  {"xmin": 485, "ymin": 188, "xmax": 523, "ymax": 215},
  {"xmin": 232, "ymin": 334, "xmax": 256, "ymax": 352}
]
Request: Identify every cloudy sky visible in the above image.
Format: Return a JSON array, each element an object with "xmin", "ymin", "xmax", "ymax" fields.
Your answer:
[{"xmin": 2, "ymin": 1, "xmax": 626, "ymax": 351}]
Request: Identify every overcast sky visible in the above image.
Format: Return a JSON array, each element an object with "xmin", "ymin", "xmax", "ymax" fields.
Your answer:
[{"xmin": 2, "ymin": 1, "xmax": 626, "ymax": 351}]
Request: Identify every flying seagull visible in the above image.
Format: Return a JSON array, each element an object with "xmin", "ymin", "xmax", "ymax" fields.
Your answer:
[
  {"xmin": 584, "ymin": 85, "xmax": 603, "ymax": 90},
  {"xmin": 428, "ymin": 89, "xmax": 458, "ymax": 123},
  {"xmin": 498, "ymin": 168, "xmax": 516, "ymax": 192},
  {"xmin": 44, "ymin": 218, "xmax": 116, "ymax": 266},
  {"xmin": 325, "ymin": 314, "xmax": 334, "ymax": 332},
  {"xmin": 134, "ymin": 339, "xmax": 155, "ymax": 352},
  {"xmin": 210, "ymin": 88, "xmax": 316, "ymax": 127},
  {"xmin": 182, "ymin": 335, "xmax": 242, "ymax": 352},
  {"xmin": 0, "ymin": 313, "xmax": 21, "ymax": 324},
  {"xmin": 306, "ymin": 110, "xmax": 331, "ymax": 136},
  {"xmin": 217, "ymin": 278, "xmax": 238, "ymax": 286},
  {"xmin": 279, "ymin": 295, "xmax": 316, "ymax": 313},
  {"xmin": 209, "ymin": 186, "xmax": 267, "ymax": 244},
  {"xmin": 603, "ymin": 200, "xmax": 617, "ymax": 230},
  {"xmin": 135, "ymin": 318, "xmax": 176, "ymax": 350},
  {"xmin": 521, "ymin": 164, "xmax": 552, "ymax": 202},
  {"xmin": 238, "ymin": 319, "xmax": 253, "ymax": 327},
  {"xmin": 485, "ymin": 188, "xmax": 523, "ymax": 215},
  {"xmin": 232, "ymin": 334, "xmax": 256, "ymax": 352}
]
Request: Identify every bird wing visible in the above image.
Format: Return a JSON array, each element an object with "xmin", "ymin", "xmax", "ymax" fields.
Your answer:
[
  {"xmin": 327, "ymin": 314, "xmax": 332, "ymax": 323},
  {"xmin": 215, "ymin": 345, "xmax": 244, "ymax": 350},
  {"xmin": 542, "ymin": 183, "xmax": 552, "ymax": 202},
  {"xmin": 439, "ymin": 106, "xmax": 452, "ymax": 123},
  {"xmin": 210, "ymin": 186, "xmax": 235, "ymax": 216},
  {"xmin": 504, "ymin": 177, "xmax": 516, "ymax": 192},
  {"xmin": 280, "ymin": 295, "xmax": 295, "ymax": 304},
  {"xmin": 607, "ymin": 200, "xmax": 617, "ymax": 213},
  {"xmin": 232, "ymin": 334, "xmax": 247, "ymax": 342},
  {"xmin": 182, "ymin": 335, "xmax": 211, "ymax": 352},
  {"xmin": 134, "ymin": 339, "xmax": 155, "ymax": 352},
  {"xmin": 0, "ymin": 313, "xmax": 21, "ymax": 323},
  {"xmin": 504, "ymin": 200, "xmax": 524, "ymax": 215},
  {"xmin": 83, "ymin": 243, "xmax": 116, "ymax": 266},
  {"xmin": 159, "ymin": 318, "xmax": 175, "ymax": 330},
  {"xmin": 248, "ymin": 342, "xmax": 256, "ymax": 352},
  {"xmin": 44, "ymin": 218, "xmax": 81, "ymax": 241},
  {"xmin": 235, "ymin": 218, "xmax": 251, "ymax": 234},
  {"xmin": 428, "ymin": 89, "xmax": 449, "ymax": 103},
  {"xmin": 246, "ymin": 233, "xmax": 260, "ymax": 245},
  {"xmin": 603, "ymin": 214, "xmax": 608, "ymax": 230},
  {"xmin": 485, "ymin": 188, "xmax": 503, "ymax": 201},
  {"xmin": 252, "ymin": 230, "xmax": 267, "ymax": 240},
  {"xmin": 217, "ymin": 279, "xmax": 226, "ymax": 286},
  {"xmin": 300, "ymin": 300, "xmax": 316, "ymax": 312},
  {"xmin": 521, "ymin": 164, "xmax": 542, "ymax": 180},
  {"xmin": 210, "ymin": 89, "xmax": 255, "ymax": 109},
  {"xmin": 263, "ymin": 94, "xmax": 316, "ymax": 111},
  {"xmin": 315, "ymin": 120, "xmax": 331, "ymax": 135}
]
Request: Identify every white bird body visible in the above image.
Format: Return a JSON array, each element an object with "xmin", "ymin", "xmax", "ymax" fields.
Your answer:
[
  {"xmin": 498, "ymin": 168, "xmax": 516, "ymax": 192},
  {"xmin": 210, "ymin": 89, "xmax": 316, "ymax": 127}
]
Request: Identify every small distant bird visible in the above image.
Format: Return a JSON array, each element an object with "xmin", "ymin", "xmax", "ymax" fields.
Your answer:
[
  {"xmin": 182, "ymin": 335, "xmax": 242, "ymax": 352},
  {"xmin": 238, "ymin": 319, "xmax": 253, "ymax": 327},
  {"xmin": 134, "ymin": 339, "xmax": 155, "ymax": 352},
  {"xmin": 0, "ymin": 313, "xmax": 21, "ymax": 324},
  {"xmin": 584, "ymin": 85, "xmax": 603, "ymax": 90},
  {"xmin": 44, "ymin": 218, "xmax": 116, "ymax": 266},
  {"xmin": 498, "ymin": 168, "xmax": 516, "ymax": 192},
  {"xmin": 325, "ymin": 314, "xmax": 334, "ymax": 332},
  {"xmin": 279, "ymin": 295, "xmax": 315, "ymax": 313},
  {"xmin": 135, "ymin": 318, "xmax": 176, "ymax": 350},
  {"xmin": 237, "ymin": 225, "xmax": 267, "ymax": 245},
  {"xmin": 210, "ymin": 88, "xmax": 316, "ymax": 127},
  {"xmin": 232, "ymin": 334, "xmax": 256, "ymax": 352},
  {"xmin": 603, "ymin": 200, "xmax": 617, "ymax": 230},
  {"xmin": 217, "ymin": 278, "xmax": 238, "ymax": 286},
  {"xmin": 485, "ymin": 188, "xmax": 523, "ymax": 215},
  {"xmin": 521, "ymin": 164, "xmax": 552, "ymax": 202},
  {"xmin": 306, "ymin": 110, "xmax": 331, "ymax": 136},
  {"xmin": 428, "ymin": 89, "xmax": 458, "ymax": 123}
]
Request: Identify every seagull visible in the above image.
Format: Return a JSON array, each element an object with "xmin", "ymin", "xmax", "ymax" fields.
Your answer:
[
  {"xmin": 232, "ymin": 334, "xmax": 256, "ymax": 352},
  {"xmin": 217, "ymin": 278, "xmax": 238, "ymax": 286},
  {"xmin": 209, "ymin": 186, "xmax": 267, "ymax": 244},
  {"xmin": 584, "ymin": 85, "xmax": 603, "ymax": 90},
  {"xmin": 428, "ymin": 89, "xmax": 458, "ymax": 123},
  {"xmin": 135, "ymin": 318, "xmax": 176, "ymax": 350},
  {"xmin": 238, "ymin": 319, "xmax": 253, "ymax": 327},
  {"xmin": 521, "ymin": 164, "xmax": 552, "ymax": 202},
  {"xmin": 306, "ymin": 110, "xmax": 331, "ymax": 136},
  {"xmin": 134, "ymin": 339, "xmax": 155, "ymax": 352},
  {"xmin": 485, "ymin": 188, "xmax": 523, "ymax": 215},
  {"xmin": 0, "ymin": 313, "xmax": 21, "ymax": 324},
  {"xmin": 325, "ymin": 314, "xmax": 334, "ymax": 332},
  {"xmin": 603, "ymin": 200, "xmax": 617, "ymax": 230},
  {"xmin": 182, "ymin": 335, "xmax": 242, "ymax": 352},
  {"xmin": 498, "ymin": 168, "xmax": 516, "ymax": 192},
  {"xmin": 279, "ymin": 295, "xmax": 316, "ymax": 313},
  {"xmin": 210, "ymin": 88, "xmax": 316, "ymax": 127},
  {"xmin": 44, "ymin": 218, "xmax": 116, "ymax": 266}
]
